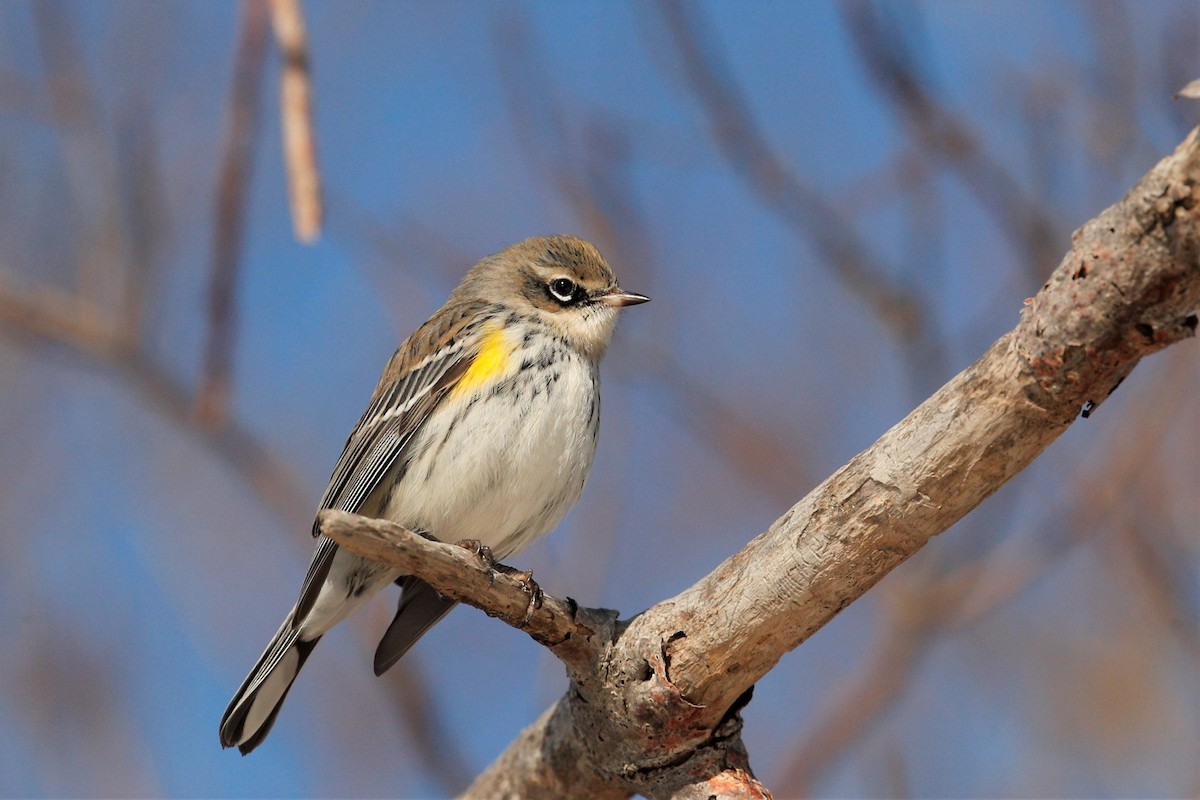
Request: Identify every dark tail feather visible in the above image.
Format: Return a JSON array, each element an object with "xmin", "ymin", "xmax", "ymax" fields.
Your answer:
[
  {"xmin": 219, "ymin": 620, "xmax": 321, "ymax": 755},
  {"xmin": 373, "ymin": 578, "xmax": 457, "ymax": 676}
]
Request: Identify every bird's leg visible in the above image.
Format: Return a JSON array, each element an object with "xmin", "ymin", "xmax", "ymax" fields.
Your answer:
[{"xmin": 492, "ymin": 564, "xmax": 544, "ymax": 625}]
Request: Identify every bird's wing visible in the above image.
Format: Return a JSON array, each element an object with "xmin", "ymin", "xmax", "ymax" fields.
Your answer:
[{"xmin": 294, "ymin": 301, "xmax": 491, "ymax": 620}]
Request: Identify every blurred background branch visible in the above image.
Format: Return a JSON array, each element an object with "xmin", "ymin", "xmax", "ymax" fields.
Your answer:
[
  {"xmin": 658, "ymin": 0, "xmax": 929, "ymax": 346},
  {"xmin": 195, "ymin": 0, "xmax": 269, "ymax": 430},
  {"xmin": 267, "ymin": 0, "xmax": 322, "ymax": 244},
  {"xmin": 841, "ymin": 0, "xmax": 1066, "ymax": 285}
]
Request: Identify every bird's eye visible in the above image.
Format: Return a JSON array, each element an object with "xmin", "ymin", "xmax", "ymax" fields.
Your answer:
[{"xmin": 548, "ymin": 277, "xmax": 577, "ymax": 303}]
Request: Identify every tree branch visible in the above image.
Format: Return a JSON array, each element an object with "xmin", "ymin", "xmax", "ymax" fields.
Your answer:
[
  {"xmin": 464, "ymin": 702, "xmax": 626, "ymax": 800},
  {"xmin": 463, "ymin": 128, "xmax": 1200, "ymax": 797},
  {"xmin": 317, "ymin": 509, "xmax": 611, "ymax": 661},
  {"xmin": 644, "ymin": 131, "xmax": 1200, "ymax": 719},
  {"xmin": 774, "ymin": 344, "xmax": 1198, "ymax": 792}
]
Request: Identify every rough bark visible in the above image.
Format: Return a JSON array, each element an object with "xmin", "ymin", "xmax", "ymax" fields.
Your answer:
[
  {"xmin": 320, "ymin": 511, "xmax": 602, "ymax": 654},
  {"xmin": 325, "ymin": 129, "xmax": 1200, "ymax": 799}
]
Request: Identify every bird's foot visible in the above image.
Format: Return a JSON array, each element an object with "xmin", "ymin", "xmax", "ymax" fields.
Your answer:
[
  {"xmin": 494, "ymin": 564, "xmax": 544, "ymax": 625},
  {"xmin": 454, "ymin": 542, "xmax": 542, "ymax": 623},
  {"xmin": 455, "ymin": 538, "xmax": 497, "ymax": 569}
]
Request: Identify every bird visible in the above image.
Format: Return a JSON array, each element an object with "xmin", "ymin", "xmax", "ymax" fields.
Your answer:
[{"xmin": 219, "ymin": 235, "xmax": 648, "ymax": 754}]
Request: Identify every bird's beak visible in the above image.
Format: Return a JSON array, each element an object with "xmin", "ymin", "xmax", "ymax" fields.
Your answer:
[{"xmin": 598, "ymin": 290, "xmax": 650, "ymax": 308}]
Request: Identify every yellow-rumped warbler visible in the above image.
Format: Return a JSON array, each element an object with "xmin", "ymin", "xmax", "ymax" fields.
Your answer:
[{"xmin": 219, "ymin": 235, "xmax": 647, "ymax": 754}]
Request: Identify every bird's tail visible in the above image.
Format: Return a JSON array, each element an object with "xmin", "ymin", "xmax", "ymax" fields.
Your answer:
[
  {"xmin": 373, "ymin": 577, "xmax": 457, "ymax": 676},
  {"xmin": 219, "ymin": 615, "xmax": 320, "ymax": 755}
]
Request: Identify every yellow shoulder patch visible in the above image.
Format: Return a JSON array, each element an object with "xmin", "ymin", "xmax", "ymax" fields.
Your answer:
[{"xmin": 453, "ymin": 324, "xmax": 512, "ymax": 397}]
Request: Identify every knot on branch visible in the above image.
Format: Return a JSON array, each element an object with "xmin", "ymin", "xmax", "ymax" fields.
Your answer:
[
  {"xmin": 559, "ymin": 618, "xmax": 765, "ymax": 797},
  {"xmin": 321, "ymin": 509, "xmax": 768, "ymax": 796}
]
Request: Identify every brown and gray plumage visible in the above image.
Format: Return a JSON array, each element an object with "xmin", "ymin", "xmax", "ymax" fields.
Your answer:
[{"xmin": 219, "ymin": 235, "xmax": 647, "ymax": 754}]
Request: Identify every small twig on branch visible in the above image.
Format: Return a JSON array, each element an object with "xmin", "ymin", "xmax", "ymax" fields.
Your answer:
[{"xmin": 268, "ymin": 0, "xmax": 323, "ymax": 244}]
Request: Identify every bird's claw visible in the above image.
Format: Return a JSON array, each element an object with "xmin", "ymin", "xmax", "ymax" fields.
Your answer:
[
  {"xmin": 522, "ymin": 582, "xmax": 544, "ymax": 626},
  {"xmin": 455, "ymin": 545, "xmax": 542, "ymax": 624},
  {"xmin": 456, "ymin": 538, "xmax": 496, "ymax": 569},
  {"xmin": 491, "ymin": 564, "xmax": 543, "ymax": 625}
]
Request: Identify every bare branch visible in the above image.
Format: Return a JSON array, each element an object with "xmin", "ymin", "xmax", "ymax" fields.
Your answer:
[
  {"xmin": 1115, "ymin": 518, "xmax": 1200, "ymax": 660},
  {"xmin": 658, "ymin": 130, "xmax": 1200, "ymax": 718},
  {"xmin": 463, "ymin": 702, "xmax": 627, "ymax": 800},
  {"xmin": 196, "ymin": 0, "xmax": 270, "ymax": 429},
  {"xmin": 317, "ymin": 510, "xmax": 780, "ymax": 798},
  {"xmin": 0, "ymin": 271, "xmax": 117, "ymax": 360},
  {"xmin": 114, "ymin": 102, "xmax": 169, "ymax": 349},
  {"xmin": 1083, "ymin": 0, "xmax": 1140, "ymax": 175},
  {"xmin": 493, "ymin": 11, "xmax": 653, "ymax": 281},
  {"xmin": 776, "ymin": 342, "xmax": 1199, "ymax": 792},
  {"xmin": 0, "ymin": 71, "xmax": 47, "ymax": 119},
  {"xmin": 471, "ymin": 128, "xmax": 1200, "ymax": 797},
  {"xmin": 268, "ymin": 0, "xmax": 323, "ymax": 243},
  {"xmin": 666, "ymin": 745, "xmax": 773, "ymax": 800},
  {"xmin": 0, "ymin": 275, "xmax": 473, "ymax": 798},
  {"xmin": 317, "ymin": 510, "xmax": 604, "ymax": 658},
  {"xmin": 0, "ymin": 282, "xmax": 312, "ymax": 532},
  {"xmin": 630, "ymin": 342, "xmax": 817, "ymax": 500},
  {"xmin": 0, "ymin": 274, "xmax": 473, "ymax": 798}
]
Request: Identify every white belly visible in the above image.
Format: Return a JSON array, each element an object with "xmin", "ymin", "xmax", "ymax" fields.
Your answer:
[{"xmin": 382, "ymin": 337, "xmax": 600, "ymax": 558}]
